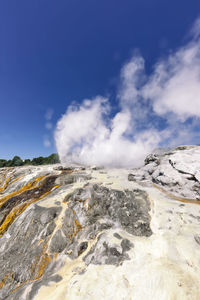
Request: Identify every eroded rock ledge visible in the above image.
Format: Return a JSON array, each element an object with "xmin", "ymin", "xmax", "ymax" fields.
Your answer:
[{"xmin": 128, "ymin": 146, "xmax": 200, "ymax": 200}]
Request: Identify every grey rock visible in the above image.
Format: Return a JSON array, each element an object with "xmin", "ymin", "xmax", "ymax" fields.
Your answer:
[
  {"xmin": 1, "ymin": 147, "xmax": 199, "ymax": 299},
  {"xmin": 131, "ymin": 146, "xmax": 200, "ymax": 200},
  {"xmin": 83, "ymin": 233, "xmax": 131, "ymax": 266},
  {"xmin": 128, "ymin": 174, "xmax": 136, "ymax": 181},
  {"xmin": 113, "ymin": 233, "xmax": 122, "ymax": 240},
  {"xmin": 194, "ymin": 235, "xmax": 200, "ymax": 245},
  {"xmin": 121, "ymin": 239, "xmax": 134, "ymax": 252},
  {"xmin": 66, "ymin": 184, "xmax": 152, "ymax": 237},
  {"xmin": 50, "ymin": 230, "xmax": 68, "ymax": 253},
  {"xmin": 0, "ymin": 205, "xmax": 61, "ymax": 299}
]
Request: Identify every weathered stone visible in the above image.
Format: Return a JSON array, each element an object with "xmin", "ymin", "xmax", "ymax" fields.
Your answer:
[
  {"xmin": 66, "ymin": 184, "xmax": 152, "ymax": 237},
  {"xmin": 50, "ymin": 229, "xmax": 68, "ymax": 253},
  {"xmin": 128, "ymin": 174, "xmax": 136, "ymax": 181},
  {"xmin": 113, "ymin": 232, "xmax": 122, "ymax": 239},
  {"xmin": 78, "ymin": 242, "xmax": 88, "ymax": 256},
  {"xmin": 121, "ymin": 239, "xmax": 134, "ymax": 252},
  {"xmin": 83, "ymin": 233, "xmax": 131, "ymax": 266},
  {"xmin": 194, "ymin": 235, "xmax": 200, "ymax": 245},
  {"xmin": 0, "ymin": 148, "xmax": 200, "ymax": 299},
  {"xmin": 130, "ymin": 146, "xmax": 200, "ymax": 199}
]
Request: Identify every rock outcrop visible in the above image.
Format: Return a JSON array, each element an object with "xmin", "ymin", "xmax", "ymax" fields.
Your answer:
[
  {"xmin": 0, "ymin": 146, "xmax": 200, "ymax": 299},
  {"xmin": 129, "ymin": 145, "xmax": 200, "ymax": 199}
]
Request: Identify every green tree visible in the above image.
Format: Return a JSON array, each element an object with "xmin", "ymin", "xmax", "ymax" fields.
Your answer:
[
  {"xmin": 6, "ymin": 160, "xmax": 13, "ymax": 167},
  {"xmin": 11, "ymin": 156, "xmax": 23, "ymax": 166},
  {"xmin": 24, "ymin": 159, "xmax": 31, "ymax": 165},
  {"xmin": 0, "ymin": 160, "xmax": 7, "ymax": 168},
  {"xmin": 31, "ymin": 156, "xmax": 45, "ymax": 165},
  {"xmin": 46, "ymin": 153, "xmax": 60, "ymax": 164},
  {"xmin": 0, "ymin": 153, "xmax": 60, "ymax": 168}
]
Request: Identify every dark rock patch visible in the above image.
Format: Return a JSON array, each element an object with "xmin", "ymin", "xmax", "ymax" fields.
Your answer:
[
  {"xmin": 121, "ymin": 239, "xmax": 134, "ymax": 252},
  {"xmin": 194, "ymin": 235, "xmax": 200, "ymax": 245},
  {"xmin": 113, "ymin": 233, "xmax": 122, "ymax": 239},
  {"xmin": 65, "ymin": 184, "xmax": 152, "ymax": 238},
  {"xmin": 78, "ymin": 242, "xmax": 88, "ymax": 256},
  {"xmin": 50, "ymin": 230, "xmax": 68, "ymax": 253},
  {"xmin": 128, "ymin": 174, "xmax": 136, "ymax": 181},
  {"xmin": 0, "ymin": 175, "xmax": 58, "ymax": 236},
  {"xmin": 0, "ymin": 205, "xmax": 61, "ymax": 300},
  {"xmin": 83, "ymin": 234, "xmax": 132, "ymax": 266},
  {"xmin": 144, "ymin": 154, "xmax": 160, "ymax": 166}
]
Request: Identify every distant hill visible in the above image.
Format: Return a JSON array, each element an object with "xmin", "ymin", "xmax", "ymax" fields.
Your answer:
[{"xmin": 0, "ymin": 153, "xmax": 60, "ymax": 168}]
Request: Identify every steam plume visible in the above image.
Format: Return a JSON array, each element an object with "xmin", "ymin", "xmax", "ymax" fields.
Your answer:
[{"xmin": 55, "ymin": 18, "xmax": 200, "ymax": 168}]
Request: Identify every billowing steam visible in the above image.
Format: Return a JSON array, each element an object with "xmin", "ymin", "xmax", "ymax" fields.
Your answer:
[{"xmin": 55, "ymin": 18, "xmax": 200, "ymax": 168}]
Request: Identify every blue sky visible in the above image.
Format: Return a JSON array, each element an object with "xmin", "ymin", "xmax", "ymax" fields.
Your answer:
[{"xmin": 0, "ymin": 0, "xmax": 199, "ymax": 160}]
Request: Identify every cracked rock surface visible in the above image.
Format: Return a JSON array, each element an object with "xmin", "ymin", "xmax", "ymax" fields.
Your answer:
[
  {"xmin": 129, "ymin": 145, "xmax": 200, "ymax": 199},
  {"xmin": 0, "ymin": 146, "xmax": 200, "ymax": 299}
]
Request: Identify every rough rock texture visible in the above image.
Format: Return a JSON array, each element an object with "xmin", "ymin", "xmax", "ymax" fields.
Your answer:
[
  {"xmin": 0, "ymin": 146, "xmax": 200, "ymax": 299},
  {"xmin": 129, "ymin": 145, "xmax": 200, "ymax": 199}
]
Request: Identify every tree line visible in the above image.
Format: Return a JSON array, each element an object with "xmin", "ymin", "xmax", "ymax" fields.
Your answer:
[{"xmin": 0, "ymin": 153, "xmax": 60, "ymax": 168}]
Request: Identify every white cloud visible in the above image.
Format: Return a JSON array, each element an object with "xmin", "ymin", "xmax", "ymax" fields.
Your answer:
[
  {"xmin": 118, "ymin": 55, "xmax": 145, "ymax": 106},
  {"xmin": 45, "ymin": 108, "xmax": 54, "ymax": 121},
  {"xmin": 55, "ymin": 17, "xmax": 200, "ymax": 168},
  {"xmin": 142, "ymin": 40, "xmax": 200, "ymax": 120},
  {"xmin": 43, "ymin": 136, "xmax": 51, "ymax": 148},
  {"xmin": 190, "ymin": 17, "xmax": 200, "ymax": 40},
  {"xmin": 45, "ymin": 122, "xmax": 53, "ymax": 130}
]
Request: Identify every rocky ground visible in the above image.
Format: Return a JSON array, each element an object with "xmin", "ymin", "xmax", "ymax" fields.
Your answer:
[{"xmin": 0, "ymin": 146, "xmax": 200, "ymax": 299}]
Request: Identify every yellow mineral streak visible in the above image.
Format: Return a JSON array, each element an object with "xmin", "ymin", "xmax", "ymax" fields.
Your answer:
[
  {"xmin": 73, "ymin": 218, "xmax": 82, "ymax": 236},
  {"xmin": 12, "ymin": 242, "xmax": 52, "ymax": 294},
  {"xmin": 70, "ymin": 209, "xmax": 83, "ymax": 239},
  {"xmin": 32, "ymin": 242, "xmax": 52, "ymax": 281},
  {"xmin": 0, "ymin": 181, "xmax": 60, "ymax": 236},
  {"xmin": 0, "ymin": 176, "xmax": 46, "ymax": 208},
  {"xmin": 34, "ymin": 233, "xmax": 102, "ymax": 300},
  {"xmin": 0, "ymin": 174, "xmax": 25, "ymax": 194},
  {"xmin": 34, "ymin": 254, "xmax": 51, "ymax": 281},
  {"xmin": 54, "ymin": 253, "xmax": 59, "ymax": 260},
  {"xmin": 45, "ymin": 181, "xmax": 85, "ymax": 251},
  {"xmin": 0, "ymin": 273, "xmax": 12, "ymax": 289},
  {"xmin": 61, "ymin": 169, "xmax": 73, "ymax": 174},
  {"xmin": 153, "ymin": 184, "xmax": 200, "ymax": 205},
  {"xmin": 9, "ymin": 175, "xmax": 24, "ymax": 185},
  {"xmin": 0, "ymin": 176, "xmax": 11, "ymax": 193},
  {"xmin": 0, "ymin": 203, "xmax": 28, "ymax": 236}
]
